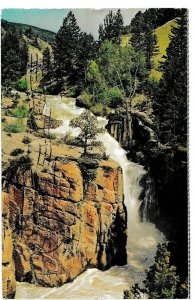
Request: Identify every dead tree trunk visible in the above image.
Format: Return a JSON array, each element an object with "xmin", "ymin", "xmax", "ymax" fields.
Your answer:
[
  {"xmin": 126, "ymin": 99, "xmax": 133, "ymax": 150},
  {"xmin": 48, "ymin": 144, "xmax": 52, "ymax": 164},
  {"xmin": 43, "ymin": 146, "xmax": 47, "ymax": 165},
  {"xmin": 36, "ymin": 53, "xmax": 38, "ymax": 82},
  {"xmin": 48, "ymin": 109, "xmax": 51, "ymax": 137},
  {"xmin": 30, "ymin": 54, "xmax": 33, "ymax": 91},
  {"xmin": 37, "ymin": 144, "xmax": 41, "ymax": 165}
]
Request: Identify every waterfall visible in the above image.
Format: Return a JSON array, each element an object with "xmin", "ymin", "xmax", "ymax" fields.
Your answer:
[
  {"xmin": 98, "ymin": 128, "xmax": 164, "ymax": 269},
  {"xmin": 140, "ymin": 174, "xmax": 158, "ymax": 223},
  {"xmin": 15, "ymin": 97, "xmax": 165, "ymax": 299}
]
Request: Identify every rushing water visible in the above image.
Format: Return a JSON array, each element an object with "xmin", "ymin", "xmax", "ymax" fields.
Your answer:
[{"xmin": 16, "ymin": 96, "xmax": 164, "ymax": 299}]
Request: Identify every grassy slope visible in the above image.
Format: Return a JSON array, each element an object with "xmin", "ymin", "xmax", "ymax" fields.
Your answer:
[
  {"xmin": 22, "ymin": 36, "xmax": 52, "ymax": 91},
  {"xmin": 2, "ymin": 19, "xmax": 53, "ymax": 91},
  {"xmin": 150, "ymin": 19, "xmax": 177, "ymax": 81},
  {"xmin": 1, "ymin": 19, "xmax": 56, "ymax": 43},
  {"xmin": 120, "ymin": 20, "xmax": 177, "ymax": 81}
]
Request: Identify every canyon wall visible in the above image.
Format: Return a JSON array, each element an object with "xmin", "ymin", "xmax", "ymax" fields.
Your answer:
[
  {"xmin": 2, "ymin": 158, "xmax": 127, "ymax": 297},
  {"xmin": 2, "ymin": 193, "xmax": 16, "ymax": 299},
  {"xmin": 107, "ymin": 111, "xmax": 188, "ymax": 280}
]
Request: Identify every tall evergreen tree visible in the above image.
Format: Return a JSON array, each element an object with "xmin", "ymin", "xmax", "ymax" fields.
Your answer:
[
  {"xmin": 54, "ymin": 11, "xmax": 81, "ymax": 87},
  {"xmin": 130, "ymin": 10, "xmax": 159, "ymax": 70},
  {"xmin": 130, "ymin": 11, "xmax": 144, "ymax": 51},
  {"xmin": 77, "ymin": 32, "xmax": 97, "ymax": 88},
  {"xmin": 20, "ymin": 39, "xmax": 29, "ymax": 76},
  {"xmin": 98, "ymin": 9, "xmax": 124, "ymax": 44},
  {"xmin": 40, "ymin": 47, "xmax": 53, "ymax": 90},
  {"xmin": 143, "ymin": 18, "xmax": 159, "ymax": 70},
  {"xmin": 114, "ymin": 9, "xmax": 124, "ymax": 43},
  {"xmin": 42, "ymin": 47, "xmax": 51, "ymax": 75},
  {"xmin": 123, "ymin": 244, "xmax": 182, "ymax": 299},
  {"xmin": 154, "ymin": 9, "xmax": 188, "ymax": 145},
  {"xmin": 2, "ymin": 28, "xmax": 29, "ymax": 87},
  {"xmin": 50, "ymin": 11, "xmax": 97, "ymax": 94}
]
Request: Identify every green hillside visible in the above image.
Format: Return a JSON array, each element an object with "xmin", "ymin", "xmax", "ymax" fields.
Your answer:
[
  {"xmin": 150, "ymin": 19, "xmax": 177, "ymax": 80},
  {"xmin": 120, "ymin": 19, "xmax": 177, "ymax": 81},
  {"xmin": 23, "ymin": 37, "xmax": 52, "ymax": 91},
  {"xmin": 2, "ymin": 19, "xmax": 54, "ymax": 91},
  {"xmin": 1, "ymin": 19, "xmax": 56, "ymax": 43}
]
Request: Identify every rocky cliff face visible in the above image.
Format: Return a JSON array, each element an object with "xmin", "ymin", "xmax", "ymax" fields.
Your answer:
[
  {"xmin": 106, "ymin": 110, "xmax": 158, "ymax": 155},
  {"xmin": 2, "ymin": 193, "xmax": 16, "ymax": 299},
  {"xmin": 107, "ymin": 110, "xmax": 188, "ymax": 280},
  {"xmin": 2, "ymin": 157, "xmax": 126, "ymax": 294}
]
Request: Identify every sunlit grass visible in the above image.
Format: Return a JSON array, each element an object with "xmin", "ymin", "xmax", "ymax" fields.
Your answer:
[{"xmin": 150, "ymin": 19, "xmax": 177, "ymax": 81}]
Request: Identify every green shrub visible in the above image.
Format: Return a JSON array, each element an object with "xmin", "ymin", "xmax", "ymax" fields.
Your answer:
[
  {"xmin": 64, "ymin": 132, "xmax": 78, "ymax": 146},
  {"xmin": 10, "ymin": 148, "xmax": 24, "ymax": 156},
  {"xmin": 91, "ymin": 103, "xmax": 111, "ymax": 116},
  {"xmin": 17, "ymin": 79, "xmax": 28, "ymax": 92},
  {"xmin": 12, "ymin": 104, "xmax": 29, "ymax": 118},
  {"xmin": 22, "ymin": 136, "xmax": 32, "ymax": 144},
  {"xmin": 2, "ymin": 117, "xmax": 6, "ymax": 123},
  {"xmin": 80, "ymin": 91, "xmax": 92, "ymax": 108},
  {"xmin": 27, "ymin": 113, "xmax": 38, "ymax": 131},
  {"xmin": 106, "ymin": 87, "xmax": 124, "ymax": 108},
  {"xmin": 78, "ymin": 155, "xmax": 99, "ymax": 187},
  {"xmin": 91, "ymin": 103, "xmax": 104, "ymax": 116},
  {"xmin": 4, "ymin": 120, "xmax": 26, "ymax": 133},
  {"xmin": 4, "ymin": 156, "xmax": 32, "ymax": 184}
]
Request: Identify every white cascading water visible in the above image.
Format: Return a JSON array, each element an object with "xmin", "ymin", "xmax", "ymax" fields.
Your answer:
[{"xmin": 16, "ymin": 97, "xmax": 165, "ymax": 299}]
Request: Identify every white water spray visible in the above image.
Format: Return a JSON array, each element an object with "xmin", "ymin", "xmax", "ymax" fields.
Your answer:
[{"xmin": 15, "ymin": 97, "xmax": 164, "ymax": 299}]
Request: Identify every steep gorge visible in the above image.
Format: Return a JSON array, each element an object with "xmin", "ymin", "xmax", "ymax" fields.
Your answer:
[
  {"xmin": 2, "ymin": 96, "xmax": 165, "ymax": 299},
  {"xmin": 2, "ymin": 155, "xmax": 126, "ymax": 298},
  {"xmin": 106, "ymin": 109, "xmax": 188, "ymax": 281}
]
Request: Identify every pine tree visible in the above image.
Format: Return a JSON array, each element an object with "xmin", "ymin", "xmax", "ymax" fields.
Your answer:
[
  {"xmin": 98, "ymin": 9, "xmax": 124, "ymax": 45},
  {"xmin": 54, "ymin": 11, "xmax": 81, "ymax": 87},
  {"xmin": 130, "ymin": 10, "xmax": 159, "ymax": 70},
  {"xmin": 69, "ymin": 110, "xmax": 105, "ymax": 155},
  {"xmin": 130, "ymin": 11, "xmax": 144, "ymax": 51},
  {"xmin": 40, "ymin": 47, "xmax": 53, "ymax": 90},
  {"xmin": 113, "ymin": 9, "xmax": 124, "ymax": 44},
  {"xmin": 77, "ymin": 32, "xmax": 97, "ymax": 88},
  {"xmin": 143, "ymin": 19, "xmax": 159, "ymax": 70},
  {"xmin": 42, "ymin": 47, "xmax": 51, "ymax": 75},
  {"xmin": 144, "ymin": 244, "xmax": 180, "ymax": 299},
  {"xmin": 2, "ymin": 28, "xmax": 28, "ymax": 87},
  {"xmin": 51, "ymin": 11, "xmax": 97, "ymax": 94},
  {"xmin": 20, "ymin": 39, "xmax": 29, "ymax": 76},
  {"xmin": 154, "ymin": 9, "xmax": 188, "ymax": 145},
  {"xmin": 123, "ymin": 244, "xmax": 186, "ymax": 299}
]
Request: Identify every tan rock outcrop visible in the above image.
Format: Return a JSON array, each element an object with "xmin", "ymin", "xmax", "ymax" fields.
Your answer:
[
  {"xmin": 2, "ymin": 157, "xmax": 127, "ymax": 291},
  {"xmin": 2, "ymin": 192, "xmax": 16, "ymax": 299}
]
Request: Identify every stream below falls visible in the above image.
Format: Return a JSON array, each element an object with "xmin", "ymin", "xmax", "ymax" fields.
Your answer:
[{"xmin": 15, "ymin": 96, "xmax": 165, "ymax": 299}]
